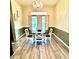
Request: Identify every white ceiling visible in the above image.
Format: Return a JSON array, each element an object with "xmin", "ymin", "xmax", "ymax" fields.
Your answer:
[{"xmin": 16, "ymin": 0, "xmax": 58, "ymax": 7}]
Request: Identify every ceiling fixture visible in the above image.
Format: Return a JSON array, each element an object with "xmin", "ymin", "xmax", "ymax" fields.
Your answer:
[{"xmin": 33, "ymin": 0, "xmax": 43, "ymax": 8}]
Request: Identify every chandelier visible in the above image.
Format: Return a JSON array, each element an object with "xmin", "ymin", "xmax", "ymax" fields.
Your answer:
[{"xmin": 33, "ymin": 0, "xmax": 43, "ymax": 8}]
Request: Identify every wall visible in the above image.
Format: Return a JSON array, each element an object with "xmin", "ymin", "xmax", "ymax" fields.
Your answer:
[
  {"xmin": 11, "ymin": 0, "xmax": 55, "ymax": 38},
  {"xmin": 22, "ymin": 6, "xmax": 55, "ymax": 28},
  {"xmin": 53, "ymin": 0, "xmax": 69, "ymax": 46},
  {"xmin": 11, "ymin": 0, "xmax": 23, "ymax": 29},
  {"xmin": 55, "ymin": 0, "xmax": 69, "ymax": 32},
  {"xmin": 53, "ymin": 27, "xmax": 69, "ymax": 45},
  {"xmin": 11, "ymin": 0, "xmax": 23, "ymax": 39}
]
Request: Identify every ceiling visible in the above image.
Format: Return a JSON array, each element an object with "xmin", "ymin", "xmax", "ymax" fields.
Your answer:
[{"xmin": 16, "ymin": 0, "xmax": 58, "ymax": 7}]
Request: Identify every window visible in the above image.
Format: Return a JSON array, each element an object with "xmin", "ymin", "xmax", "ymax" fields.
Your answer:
[
  {"xmin": 32, "ymin": 16, "xmax": 45, "ymax": 33},
  {"xmin": 32, "ymin": 16, "xmax": 37, "ymax": 33},
  {"xmin": 41, "ymin": 16, "xmax": 45, "ymax": 33}
]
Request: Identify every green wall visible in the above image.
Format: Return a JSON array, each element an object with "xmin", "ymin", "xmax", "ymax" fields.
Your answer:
[
  {"xmin": 16, "ymin": 27, "xmax": 69, "ymax": 46},
  {"xmin": 53, "ymin": 27, "xmax": 69, "ymax": 46},
  {"xmin": 16, "ymin": 27, "xmax": 29, "ymax": 37}
]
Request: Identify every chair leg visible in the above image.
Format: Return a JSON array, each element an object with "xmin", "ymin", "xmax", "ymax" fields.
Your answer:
[
  {"xmin": 42, "ymin": 41, "xmax": 44, "ymax": 46},
  {"xmin": 50, "ymin": 37, "xmax": 51, "ymax": 44},
  {"xmin": 35, "ymin": 41, "xmax": 37, "ymax": 47},
  {"xmin": 45, "ymin": 37, "xmax": 46, "ymax": 44},
  {"xmin": 26, "ymin": 37, "xmax": 28, "ymax": 43}
]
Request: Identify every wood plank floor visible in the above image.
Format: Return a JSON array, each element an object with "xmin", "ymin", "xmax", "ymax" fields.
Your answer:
[{"xmin": 11, "ymin": 34, "xmax": 69, "ymax": 59}]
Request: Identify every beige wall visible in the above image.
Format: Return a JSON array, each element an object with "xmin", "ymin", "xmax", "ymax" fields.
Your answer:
[
  {"xmin": 11, "ymin": 0, "xmax": 23, "ymax": 29},
  {"xmin": 11, "ymin": 0, "xmax": 69, "ymax": 33},
  {"xmin": 54, "ymin": 0, "xmax": 69, "ymax": 32},
  {"xmin": 22, "ymin": 7, "xmax": 55, "ymax": 28}
]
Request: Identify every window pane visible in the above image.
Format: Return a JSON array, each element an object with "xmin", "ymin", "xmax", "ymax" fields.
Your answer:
[
  {"xmin": 32, "ymin": 16, "xmax": 37, "ymax": 33},
  {"xmin": 41, "ymin": 16, "xmax": 45, "ymax": 33}
]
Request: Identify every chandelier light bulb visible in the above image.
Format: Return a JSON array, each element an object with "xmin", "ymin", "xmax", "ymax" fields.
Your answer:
[{"xmin": 33, "ymin": 0, "xmax": 43, "ymax": 8}]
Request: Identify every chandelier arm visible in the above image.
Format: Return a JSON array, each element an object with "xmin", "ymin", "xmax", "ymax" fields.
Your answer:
[{"xmin": 33, "ymin": 0, "xmax": 43, "ymax": 8}]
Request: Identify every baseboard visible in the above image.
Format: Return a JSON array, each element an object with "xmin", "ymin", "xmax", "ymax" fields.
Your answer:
[
  {"xmin": 52, "ymin": 33, "xmax": 69, "ymax": 51},
  {"xmin": 53, "ymin": 27, "xmax": 69, "ymax": 46},
  {"xmin": 16, "ymin": 33, "xmax": 26, "ymax": 41},
  {"xmin": 16, "ymin": 27, "xmax": 69, "ymax": 46},
  {"xmin": 16, "ymin": 27, "xmax": 29, "ymax": 38}
]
